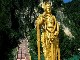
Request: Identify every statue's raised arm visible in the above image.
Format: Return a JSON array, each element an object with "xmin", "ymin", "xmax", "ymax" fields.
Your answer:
[{"xmin": 36, "ymin": 13, "xmax": 45, "ymax": 60}]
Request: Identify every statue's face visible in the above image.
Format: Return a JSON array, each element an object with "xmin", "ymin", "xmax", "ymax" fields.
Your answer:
[{"xmin": 45, "ymin": 4, "xmax": 51, "ymax": 14}]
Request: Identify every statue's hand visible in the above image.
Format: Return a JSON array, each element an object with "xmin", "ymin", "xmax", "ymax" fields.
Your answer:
[{"xmin": 54, "ymin": 31, "xmax": 59, "ymax": 36}]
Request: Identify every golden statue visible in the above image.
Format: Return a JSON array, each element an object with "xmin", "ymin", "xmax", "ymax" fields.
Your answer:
[{"xmin": 35, "ymin": 2, "xmax": 60, "ymax": 60}]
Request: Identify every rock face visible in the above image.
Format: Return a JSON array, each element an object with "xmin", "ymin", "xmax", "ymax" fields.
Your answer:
[{"xmin": 17, "ymin": 38, "xmax": 30, "ymax": 60}]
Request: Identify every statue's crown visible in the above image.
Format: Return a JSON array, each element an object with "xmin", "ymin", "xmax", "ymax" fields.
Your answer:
[{"xmin": 42, "ymin": 2, "xmax": 51, "ymax": 10}]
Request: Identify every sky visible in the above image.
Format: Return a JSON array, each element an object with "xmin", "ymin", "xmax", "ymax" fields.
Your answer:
[{"xmin": 63, "ymin": 0, "xmax": 72, "ymax": 3}]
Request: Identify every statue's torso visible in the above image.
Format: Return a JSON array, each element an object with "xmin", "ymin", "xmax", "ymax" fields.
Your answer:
[
  {"xmin": 43, "ymin": 14, "xmax": 55, "ymax": 33},
  {"xmin": 42, "ymin": 14, "xmax": 56, "ymax": 39}
]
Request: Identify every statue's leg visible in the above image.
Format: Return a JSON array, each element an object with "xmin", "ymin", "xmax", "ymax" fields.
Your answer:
[
  {"xmin": 51, "ymin": 43, "xmax": 53, "ymax": 60},
  {"xmin": 46, "ymin": 39, "xmax": 51, "ymax": 60},
  {"xmin": 41, "ymin": 32, "xmax": 47, "ymax": 60},
  {"xmin": 58, "ymin": 48, "xmax": 60, "ymax": 60},
  {"xmin": 55, "ymin": 43, "xmax": 57, "ymax": 60},
  {"xmin": 55, "ymin": 44, "xmax": 60, "ymax": 60},
  {"xmin": 56, "ymin": 45, "xmax": 58, "ymax": 60},
  {"xmin": 54, "ymin": 38, "xmax": 60, "ymax": 60},
  {"xmin": 57, "ymin": 40, "xmax": 60, "ymax": 60},
  {"xmin": 54, "ymin": 44, "xmax": 56, "ymax": 60}
]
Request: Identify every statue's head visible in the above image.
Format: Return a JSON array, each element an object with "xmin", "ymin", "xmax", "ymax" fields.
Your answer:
[{"xmin": 42, "ymin": 2, "xmax": 51, "ymax": 14}]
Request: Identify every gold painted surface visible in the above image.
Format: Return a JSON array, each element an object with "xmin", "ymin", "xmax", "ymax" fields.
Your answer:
[{"xmin": 35, "ymin": 2, "xmax": 60, "ymax": 60}]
